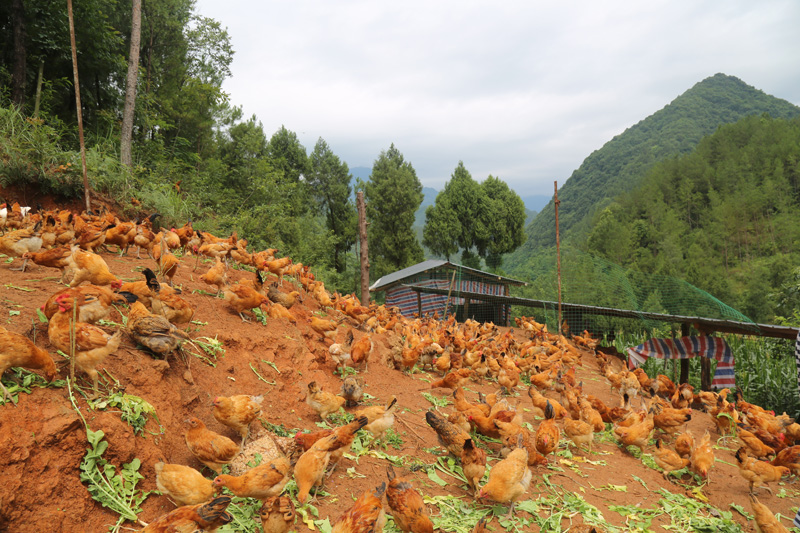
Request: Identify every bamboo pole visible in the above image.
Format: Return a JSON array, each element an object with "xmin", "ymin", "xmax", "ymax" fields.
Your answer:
[
  {"xmin": 357, "ymin": 191, "xmax": 370, "ymax": 307},
  {"xmin": 67, "ymin": 0, "xmax": 91, "ymax": 213},
  {"xmin": 554, "ymin": 181, "xmax": 562, "ymax": 336}
]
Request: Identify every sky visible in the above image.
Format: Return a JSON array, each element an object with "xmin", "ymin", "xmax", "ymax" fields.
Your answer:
[{"xmin": 193, "ymin": 0, "xmax": 800, "ymax": 198}]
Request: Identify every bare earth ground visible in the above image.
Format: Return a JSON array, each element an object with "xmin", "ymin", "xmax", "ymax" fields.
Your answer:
[{"xmin": 0, "ymin": 247, "xmax": 798, "ymax": 532}]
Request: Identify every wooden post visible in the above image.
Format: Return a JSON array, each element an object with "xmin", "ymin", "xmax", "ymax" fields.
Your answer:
[
  {"xmin": 554, "ymin": 181, "xmax": 562, "ymax": 335},
  {"xmin": 443, "ymin": 269, "xmax": 457, "ymax": 318},
  {"xmin": 67, "ymin": 0, "xmax": 91, "ymax": 213},
  {"xmin": 357, "ymin": 191, "xmax": 370, "ymax": 307},
  {"xmin": 416, "ymin": 290, "xmax": 422, "ymax": 317},
  {"xmin": 679, "ymin": 322, "xmax": 690, "ymax": 385}
]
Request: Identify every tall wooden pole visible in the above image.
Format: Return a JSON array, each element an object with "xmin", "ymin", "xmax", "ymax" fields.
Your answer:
[
  {"xmin": 67, "ymin": 0, "xmax": 91, "ymax": 213},
  {"xmin": 357, "ymin": 191, "xmax": 370, "ymax": 306},
  {"xmin": 554, "ymin": 181, "xmax": 562, "ymax": 336}
]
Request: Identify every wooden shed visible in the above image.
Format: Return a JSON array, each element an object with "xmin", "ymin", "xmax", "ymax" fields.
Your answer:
[{"xmin": 369, "ymin": 260, "xmax": 527, "ymax": 325}]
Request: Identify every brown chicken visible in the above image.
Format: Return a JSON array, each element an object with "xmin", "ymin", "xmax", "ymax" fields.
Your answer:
[
  {"xmin": 127, "ymin": 301, "xmax": 190, "ymax": 359},
  {"xmin": 331, "ymin": 482, "xmax": 387, "ymax": 533},
  {"xmin": 431, "ymin": 368, "xmax": 473, "ymax": 389},
  {"xmin": 349, "ymin": 330, "xmax": 374, "ymax": 371},
  {"xmin": 224, "ymin": 281, "xmax": 270, "ymax": 321},
  {"xmin": 653, "ymin": 439, "xmax": 690, "ymax": 480},
  {"xmin": 22, "ymin": 245, "xmax": 73, "ymax": 282},
  {"xmin": 200, "ymin": 257, "xmax": 228, "ymax": 295},
  {"xmin": 749, "ymin": 494, "xmax": 790, "ymax": 533},
  {"xmin": 689, "ymin": 431, "xmax": 715, "ymax": 483},
  {"xmin": 152, "ymin": 290, "xmax": 195, "ymax": 325},
  {"xmin": 68, "ymin": 249, "xmax": 123, "ymax": 289},
  {"xmin": 356, "ymin": 396, "xmax": 398, "ymax": 442},
  {"xmin": 535, "ymin": 401, "xmax": 561, "ymax": 458},
  {"xmin": 183, "ymin": 417, "xmax": 240, "ymax": 473},
  {"xmin": 527, "ymin": 386, "xmax": 568, "ymax": 419},
  {"xmin": 267, "ymin": 282, "xmax": 300, "ymax": 308},
  {"xmin": 42, "ymin": 285, "xmax": 131, "ymax": 323},
  {"xmin": 453, "ymin": 387, "xmax": 491, "ymax": 418},
  {"xmin": 260, "ymin": 496, "xmax": 296, "ymax": 533},
  {"xmin": 154, "ymin": 461, "xmax": 215, "ymax": 507},
  {"xmin": 477, "ymin": 435, "xmax": 532, "ymax": 517},
  {"xmin": 47, "ymin": 296, "xmax": 122, "ymax": 397},
  {"xmin": 770, "ymin": 445, "xmax": 800, "ymax": 476},
  {"xmin": 740, "ymin": 428, "xmax": 777, "ymax": 459},
  {"xmin": 340, "ymin": 376, "xmax": 363, "ymax": 407},
  {"xmin": 295, "ymin": 433, "xmax": 339, "ymax": 504},
  {"xmin": 614, "ymin": 414, "xmax": 654, "ymax": 455},
  {"xmin": 425, "ymin": 410, "xmax": 470, "ymax": 456},
  {"xmin": 578, "ymin": 397, "xmax": 606, "ymax": 433},
  {"xmin": 266, "ymin": 301, "xmax": 296, "ymax": 323},
  {"xmin": 564, "ymin": 417, "xmax": 595, "ymax": 453},
  {"xmin": 141, "ymin": 495, "xmax": 232, "ymax": 532},
  {"xmin": 461, "ymin": 438, "xmax": 487, "ymax": 495},
  {"xmin": 309, "ymin": 315, "xmax": 341, "ymax": 341},
  {"xmin": 0, "ymin": 221, "xmax": 42, "ymax": 271},
  {"xmin": 674, "ymin": 431, "xmax": 695, "ymax": 458},
  {"xmin": 386, "ymin": 466, "xmax": 433, "ymax": 533},
  {"xmin": 212, "ymin": 394, "xmax": 264, "ymax": 445},
  {"xmin": 306, "ymin": 381, "xmax": 347, "ymax": 421},
  {"xmin": 652, "ymin": 405, "xmax": 692, "ymax": 437},
  {"xmin": 0, "ymin": 325, "xmax": 58, "ymax": 402},
  {"xmin": 212, "ymin": 456, "xmax": 291, "ymax": 500},
  {"xmin": 736, "ymin": 447, "xmax": 789, "ymax": 494}
]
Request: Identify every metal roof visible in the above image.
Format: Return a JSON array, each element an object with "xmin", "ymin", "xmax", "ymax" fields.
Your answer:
[{"xmin": 369, "ymin": 259, "xmax": 527, "ymax": 292}]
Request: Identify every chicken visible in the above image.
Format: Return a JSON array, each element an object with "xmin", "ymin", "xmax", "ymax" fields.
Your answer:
[
  {"xmin": 564, "ymin": 417, "xmax": 595, "ymax": 453},
  {"xmin": 671, "ymin": 383, "xmax": 695, "ymax": 409},
  {"xmin": 200, "ymin": 257, "xmax": 228, "ymax": 295},
  {"xmin": 104, "ymin": 221, "xmax": 136, "ymax": 254},
  {"xmin": 431, "ymin": 368, "xmax": 473, "ymax": 389},
  {"xmin": 340, "ymin": 376, "xmax": 363, "ymax": 407},
  {"xmin": 331, "ymin": 482, "xmax": 387, "ymax": 533},
  {"xmin": 675, "ymin": 431, "xmax": 695, "ymax": 458},
  {"xmin": 152, "ymin": 290, "xmax": 195, "ymax": 325},
  {"xmin": 157, "ymin": 250, "xmax": 180, "ymax": 286},
  {"xmin": 613, "ymin": 414, "xmax": 654, "ymax": 455},
  {"xmin": 0, "ymin": 221, "xmax": 42, "ymax": 271},
  {"xmin": 461, "ymin": 438, "xmax": 487, "ymax": 495},
  {"xmin": 224, "ymin": 281, "xmax": 270, "ymax": 321},
  {"xmin": 154, "ymin": 461, "xmax": 215, "ymax": 507},
  {"xmin": 494, "ymin": 419, "xmax": 546, "ymax": 466},
  {"xmin": 468, "ymin": 410, "xmax": 519, "ymax": 440},
  {"xmin": 527, "ymin": 386, "xmax": 567, "ymax": 419},
  {"xmin": 736, "ymin": 446, "xmax": 789, "ymax": 494},
  {"xmin": 47, "ymin": 296, "xmax": 122, "ymax": 397},
  {"xmin": 534, "ymin": 401, "xmax": 560, "ymax": 458},
  {"xmin": 528, "ymin": 365, "xmax": 557, "ymax": 391},
  {"xmin": 356, "ymin": 396, "xmax": 398, "ymax": 442},
  {"xmin": 67, "ymin": 249, "xmax": 123, "ymax": 289},
  {"xmin": 260, "ymin": 496, "xmax": 295, "ymax": 533},
  {"xmin": 127, "ymin": 301, "xmax": 190, "ymax": 359},
  {"xmin": 329, "ymin": 341, "xmax": 352, "ymax": 372},
  {"xmin": 578, "ymin": 397, "xmax": 606, "ymax": 433},
  {"xmin": 652, "ymin": 405, "xmax": 692, "ymax": 437},
  {"xmin": 266, "ymin": 301, "xmax": 297, "ymax": 323},
  {"xmin": 22, "ymin": 245, "xmax": 73, "ymax": 282},
  {"xmin": 453, "ymin": 387, "xmax": 491, "ymax": 418},
  {"xmin": 267, "ymin": 282, "xmax": 300, "ymax": 308},
  {"xmin": 477, "ymin": 435, "xmax": 532, "ymax": 517},
  {"xmin": 183, "ymin": 417, "xmax": 240, "ymax": 473},
  {"xmin": 0, "ymin": 325, "xmax": 58, "ymax": 402},
  {"xmin": 42, "ymin": 285, "xmax": 132, "ymax": 323},
  {"xmin": 425, "ymin": 410, "xmax": 470, "ymax": 456},
  {"xmin": 212, "ymin": 394, "xmax": 263, "ymax": 445},
  {"xmin": 749, "ymin": 494, "xmax": 790, "ymax": 533},
  {"xmin": 653, "ymin": 439, "xmax": 690, "ymax": 480},
  {"xmin": 294, "ymin": 416, "xmax": 368, "ymax": 473},
  {"xmin": 770, "ymin": 445, "xmax": 800, "ymax": 476},
  {"xmin": 306, "ymin": 381, "xmax": 347, "ymax": 421},
  {"xmin": 689, "ymin": 431, "xmax": 715, "ymax": 483},
  {"xmin": 295, "ymin": 433, "xmax": 339, "ymax": 504},
  {"xmin": 740, "ymin": 428, "xmax": 777, "ymax": 459},
  {"xmin": 386, "ymin": 466, "xmax": 433, "ymax": 533},
  {"xmin": 142, "ymin": 495, "xmax": 232, "ymax": 532},
  {"xmin": 310, "ymin": 316, "xmax": 340, "ymax": 341},
  {"xmin": 212, "ymin": 456, "xmax": 291, "ymax": 500}
]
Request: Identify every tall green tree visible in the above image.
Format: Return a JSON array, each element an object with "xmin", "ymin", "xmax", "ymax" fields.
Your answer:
[
  {"xmin": 478, "ymin": 175, "xmax": 527, "ymax": 270},
  {"xmin": 266, "ymin": 125, "xmax": 309, "ymax": 215},
  {"xmin": 307, "ymin": 137, "xmax": 357, "ymax": 273},
  {"xmin": 365, "ymin": 144, "xmax": 424, "ymax": 277}
]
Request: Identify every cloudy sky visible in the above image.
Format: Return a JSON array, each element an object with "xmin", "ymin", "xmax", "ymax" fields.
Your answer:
[{"xmin": 193, "ymin": 0, "xmax": 800, "ymax": 199}]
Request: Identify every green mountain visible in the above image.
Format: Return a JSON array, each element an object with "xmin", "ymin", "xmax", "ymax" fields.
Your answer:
[{"xmin": 506, "ymin": 74, "xmax": 800, "ymax": 274}]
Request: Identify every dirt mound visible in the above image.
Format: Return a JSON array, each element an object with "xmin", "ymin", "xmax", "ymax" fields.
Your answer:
[{"xmin": 0, "ymin": 247, "xmax": 795, "ymax": 532}]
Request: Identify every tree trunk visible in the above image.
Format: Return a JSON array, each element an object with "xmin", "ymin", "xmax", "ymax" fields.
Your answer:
[
  {"xmin": 67, "ymin": 0, "xmax": 91, "ymax": 213},
  {"xmin": 357, "ymin": 191, "xmax": 370, "ymax": 306},
  {"xmin": 33, "ymin": 62, "xmax": 43, "ymax": 117},
  {"xmin": 11, "ymin": 0, "xmax": 26, "ymax": 109},
  {"xmin": 121, "ymin": 0, "xmax": 142, "ymax": 168}
]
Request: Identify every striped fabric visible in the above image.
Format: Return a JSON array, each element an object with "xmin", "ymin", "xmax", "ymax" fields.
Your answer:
[
  {"xmin": 626, "ymin": 335, "xmax": 735, "ymax": 389},
  {"xmin": 386, "ymin": 277, "xmax": 506, "ymax": 319}
]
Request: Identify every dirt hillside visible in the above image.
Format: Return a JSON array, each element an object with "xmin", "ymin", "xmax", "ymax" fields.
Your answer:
[{"xmin": 0, "ymin": 234, "xmax": 798, "ymax": 532}]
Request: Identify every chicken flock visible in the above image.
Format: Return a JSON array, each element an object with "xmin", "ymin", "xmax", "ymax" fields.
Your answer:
[{"xmin": 0, "ymin": 200, "xmax": 798, "ymax": 532}]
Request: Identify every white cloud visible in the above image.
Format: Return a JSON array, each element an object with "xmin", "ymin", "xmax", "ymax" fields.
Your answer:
[{"xmin": 195, "ymin": 0, "xmax": 800, "ymax": 197}]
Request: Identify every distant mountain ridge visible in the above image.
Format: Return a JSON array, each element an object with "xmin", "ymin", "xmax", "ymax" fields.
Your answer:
[{"xmin": 505, "ymin": 73, "xmax": 800, "ymax": 274}]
